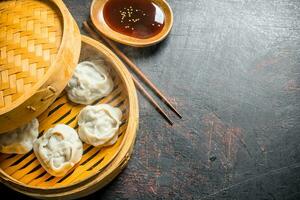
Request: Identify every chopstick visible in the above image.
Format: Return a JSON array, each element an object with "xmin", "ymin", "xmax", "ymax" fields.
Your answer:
[
  {"xmin": 82, "ymin": 21, "xmax": 174, "ymax": 125},
  {"xmin": 86, "ymin": 20, "xmax": 182, "ymax": 119},
  {"xmin": 132, "ymin": 76, "xmax": 173, "ymax": 125}
]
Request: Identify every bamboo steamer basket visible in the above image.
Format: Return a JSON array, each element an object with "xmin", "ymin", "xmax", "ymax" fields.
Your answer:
[
  {"xmin": 0, "ymin": 36, "xmax": 139, "ymax": 199},
  {"xmin": 0, "ymin": 0, "xmax": 81, "ymax": 133}
]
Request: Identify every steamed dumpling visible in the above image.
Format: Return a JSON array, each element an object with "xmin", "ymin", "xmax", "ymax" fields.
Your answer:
[
  {"xmin": 33, "ymin": 124, "xmax": 83, "ymax": 177},
  {"xmin": 78, "ymin": 104, "xmax": 122, "ymax": 147},
  {"xmin": 66, "ymin": 61, "xmax": 114, "ymax": 105},
  {"xmin": 104, "ymin": 134, "xmax": 118, "ymax": 147},
  {"xmin": 0, "ymin": 118, "xmax": 39, "ymax": 154}
]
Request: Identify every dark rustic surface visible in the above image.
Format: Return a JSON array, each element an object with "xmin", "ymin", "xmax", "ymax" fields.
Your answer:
[{"xmin": 2, "ymin": 0, "xmax": 300, "ymax": 199}]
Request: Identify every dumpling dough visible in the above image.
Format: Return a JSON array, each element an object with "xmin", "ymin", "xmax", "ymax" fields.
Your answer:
[
  {"xmin": 66, "ymin": 61, "xmax": 114, "ymax": 105},
  {"xmin": 78, "ymin": 104, "xmax": 122, "ymax": 147},
  {"xmin": 104, "ymin": 134, "xmax": 118, "ymax": 147},
  {"xmin": 33, "ymin": 124, "xmax": 83, "ymax": 177},
  {"xmin": 0, "ymin": 118, "xmax": 39, "ymax": 154}
]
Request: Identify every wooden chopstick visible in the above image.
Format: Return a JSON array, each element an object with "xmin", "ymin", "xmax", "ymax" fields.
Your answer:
[
  {"xmin": 86, "ymin": 20, "xmax": 182, "ymax": 119},
  {"xmin": 132, "ymin": 76, "xmax": 173, "ymax": 125},
  {"xmin": 82, "ymin": 21, "xmax": 174, "ymax": 125}
]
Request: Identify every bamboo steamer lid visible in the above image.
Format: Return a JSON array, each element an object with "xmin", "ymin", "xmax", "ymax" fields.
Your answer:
[{"xmin": 0, "ymin": 0, "xmax": 81, "ymax": 133}]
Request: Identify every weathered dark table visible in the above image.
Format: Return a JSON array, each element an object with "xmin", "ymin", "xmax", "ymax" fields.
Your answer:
[{"xmin": 2, "ymin": 0, "xmax": 300, "ymax": 199}]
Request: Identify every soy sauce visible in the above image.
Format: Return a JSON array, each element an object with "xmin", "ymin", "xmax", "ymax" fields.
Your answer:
[{"xmin": 103, "ymin": 0, "xmax": 165, "ymax": 39}]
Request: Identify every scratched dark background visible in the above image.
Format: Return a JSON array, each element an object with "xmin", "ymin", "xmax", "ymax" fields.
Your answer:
[{"xmin": 2, "ymin": 0, "xmax": 300, "ymax": 199}]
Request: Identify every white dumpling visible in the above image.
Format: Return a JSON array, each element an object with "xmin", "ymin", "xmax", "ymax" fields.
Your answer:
[
  {"xmin": 33, "ymin": 124, "xmax": 83, "ymax": 177},
  {"xmin": 66, "ymin": 61, "xmax": 114, "ymax": 105},
  {"xmin": 78, "ymin": 104, "xmax": 122, "ymax": 147},
  {"xmin": 104, "ymin": 134, "xmax": 118, "ymax": 147},
  {"xmin": 0, "ymin": 118, "xmax": 39, "ymax": 154}
]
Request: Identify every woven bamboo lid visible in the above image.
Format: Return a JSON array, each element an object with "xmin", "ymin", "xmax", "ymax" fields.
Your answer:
[{"xmin": 0, "ymin": 0, "xmax": 81, "ymax": 133}]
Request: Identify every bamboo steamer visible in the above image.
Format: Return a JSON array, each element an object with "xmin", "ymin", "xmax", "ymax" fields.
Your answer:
[
  {"xmin": 0, "ymin": 0, "xmax": 81, "ymax": 133},
  {"xmin": 0, "ymin": 36, "xmax": 139, "ymax": 199}
]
